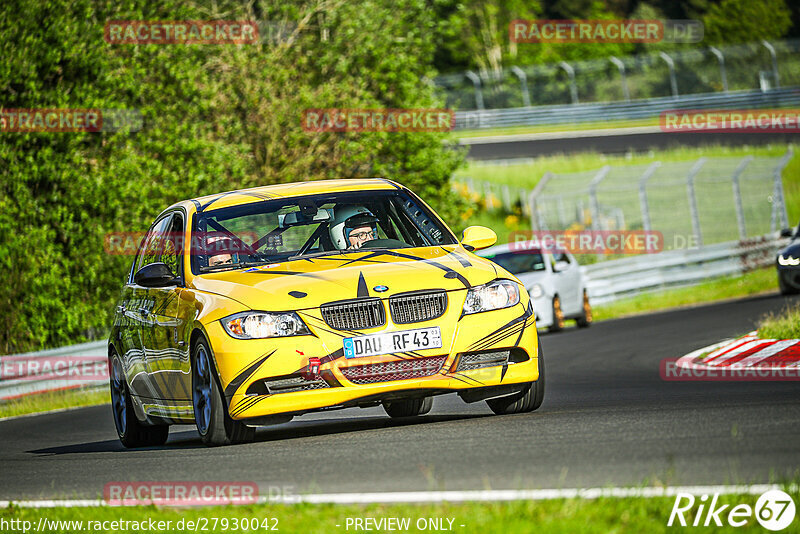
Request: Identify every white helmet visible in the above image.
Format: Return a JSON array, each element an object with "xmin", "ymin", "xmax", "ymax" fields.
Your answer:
[{"xmin": 329, "ymin": 206, "xmax": 379, "ymax": 250}]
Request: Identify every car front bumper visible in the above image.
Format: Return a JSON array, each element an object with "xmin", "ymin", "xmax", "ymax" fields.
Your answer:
[{"xmin": 207, "ymin": 300, "xmax": 539, "ymax": 421}]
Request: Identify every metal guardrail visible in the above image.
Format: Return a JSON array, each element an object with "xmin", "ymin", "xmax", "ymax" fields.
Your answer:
[
  {"xmin": 0, "ymin": 340, "xmax": 107, "ymax": 401},
  {"xmin": 582, "ymin": 234, "xmax": 787, "ymax": 305},
  {"xmin": 454, "ymin": 87, "xmax": 800, "ymax": 130}
]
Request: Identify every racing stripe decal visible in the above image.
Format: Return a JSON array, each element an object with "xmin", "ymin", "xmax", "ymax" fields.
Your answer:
[
  {"xmin": 466, "ymin": 304, "xmax": 534, "ymax": 352},
  {"xmin": 224, "ymin": 350, "xmax": 276, "ymax": 399}
]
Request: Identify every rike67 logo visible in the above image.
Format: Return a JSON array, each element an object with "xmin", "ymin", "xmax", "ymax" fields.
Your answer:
[{"xmin": 668, "ymin": 490, "xmax": 796, "ymax": 531}]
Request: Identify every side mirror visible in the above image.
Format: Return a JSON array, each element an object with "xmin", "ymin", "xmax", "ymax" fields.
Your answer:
[
  {"xmin": 780, "ymin": 228, "xmax": 794, "ymax": 238},
  {"xmin": 134, "ymin": 262, "xmax": 178, "ymax": 288},
  {"xmin": 554, "ymin": 260, "xmax": 570, "ymax": 272},
  {"xmin": 461, "ymin": 226, "xmax": 497, "ymax": 251}
]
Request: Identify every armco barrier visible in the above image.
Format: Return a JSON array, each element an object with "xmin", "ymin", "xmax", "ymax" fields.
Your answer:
[
  {"xmin": 454, "ymin": 87, "xmax": 800, "ymax": 130},
  {"xmin": 583, "ymin": 234, "xmax": 787, "ymax": 305},
  {"xmin": 0, "ymin": 340, "xmax": 107, "ymax": 401}
]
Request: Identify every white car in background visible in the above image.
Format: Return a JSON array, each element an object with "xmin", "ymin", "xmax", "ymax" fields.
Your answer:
[{"xmin": 480, "ymin": 243, "xmax": 592, "ymax": 332}]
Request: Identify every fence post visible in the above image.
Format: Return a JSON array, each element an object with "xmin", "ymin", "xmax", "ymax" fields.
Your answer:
[
  {"xmin": 529, "ymin": 172, "xmax": 553, "ymax": 231},
  {"xmin": 658, "ymin": 52, "xmax": 679, "ymax": 98},
  {"xmin": 771, "ymin": 149, "xmax": 793, "ymax": 231},
  {"xmin": 609, "ymin": 56, "xmax": 630, "ymax": 101},
  {"xmin": 558, "ymin": 61, "xmax": 579, "ymax": 104},
  {"xmin": 510, "ymin": 66, "xmax": 531, "ymax": 107},
  {"xmin": 501, "ymin": 184, "xmax": 512, "ymax": 211},
  {"xmin": 483, "ymin": 181, "xmax": 494, "ymax": 210},
  {"xmin": 708, "ymin": 47, "xmax": 728, "ymax": 92},
  {"xmin": 761, "ymin": 41, "xmax": 780, "ymax": 89},
  {"xmin": 686, "ymin": 158, "xmax": 707, "ymax": 246},
  {"xmin": 519, "ymin": 188, "xmax": 530, "ymax": 216},
  {"xmin": 589, "ymin": 166, "xmax": 611, "ymax": 231},
  {"xmin": 465, "ymin": 71, "xmax": 485, "ymax": 110},
  {"xmin": 638, "ymin": 162, "xmax": 662, "ymax": 232},
  {"xmin": 731, "ymin": 156, "xmax": 753, "ymax": 239}
]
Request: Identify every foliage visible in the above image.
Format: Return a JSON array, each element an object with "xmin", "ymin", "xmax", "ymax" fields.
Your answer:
[{"xmin": 0, "ymin": 0, "xmax": 466, "ymax": 353}]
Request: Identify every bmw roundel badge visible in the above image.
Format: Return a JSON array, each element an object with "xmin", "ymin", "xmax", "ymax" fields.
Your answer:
[{"xmin": 373, "ymin": 285, "xmax": 389, "ymax": 292}]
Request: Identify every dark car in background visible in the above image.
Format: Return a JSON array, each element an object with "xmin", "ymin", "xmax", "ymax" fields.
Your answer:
[{"xmin": 778, "ymin": 222, "xmax": 800, "ymax": 294}]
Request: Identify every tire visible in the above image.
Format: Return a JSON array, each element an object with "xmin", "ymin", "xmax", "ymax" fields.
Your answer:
[
  {"xmin": 109, "ymin": 353, "xmax": 169, "ymax": 448},
  {"xmin": 779, "ymin": 272, "xmax": 799, "ymax": 295},
  {"xmin": 576, "ymin": 290, "xmax": 593, "ymax": 328},
  {"xmin": 192, "ymin": 338, "xmax": 255, "ymax": 446},
  {"xmin": 486, "ymin": 346, "xmax": 545, "ymax": 415},
  {"xmin": 548, "ymin": 296, "xmax": 565, "ymax": 333},
  {"xmin": 383, "ymin": 396, "xmax": 433, "ymax": 418}
]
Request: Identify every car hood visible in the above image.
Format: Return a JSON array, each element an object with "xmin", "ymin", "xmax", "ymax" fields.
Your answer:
[{"xmin": 190, "ymin": 245, "xmax": 502, "ymax": 310}]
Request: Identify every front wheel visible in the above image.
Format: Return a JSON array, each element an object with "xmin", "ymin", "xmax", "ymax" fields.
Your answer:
[
  {"xmin": 548, "ymin": 296, "xmax": 565, "ymax": 333},
  {"xmin": 192, "ymin": 338, "xmax": 255, "ymax": 446},
  {"xmin": 383, "ymin": 396, "xmax": 433, "ymax": 418},
  {"xmin": 110, "ymin": 353, "xmax": 169, "ymax": 448},
  {"xmin": 576, "ymin": 290, "xmax": 593, "ymax": 328},
  {"xmin": 779, "ymin": 272, "xmax": 800, "ymax": 295},
  {"xmin": 486, "ymin": 346, "xmax": 545, "ymax": 415}
]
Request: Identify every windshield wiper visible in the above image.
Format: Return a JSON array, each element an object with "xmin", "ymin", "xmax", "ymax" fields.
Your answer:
[
  {"xmin": 287, "ymin": 249, "xmax": 348, "ymax": 261},
  {"xmin": 198, "ymin": 260, "xmax": 273, "ymax": 273}
]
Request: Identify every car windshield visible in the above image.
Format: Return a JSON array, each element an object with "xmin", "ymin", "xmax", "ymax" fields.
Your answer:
[
  {"xmin": 487, "ymin": 251, "xmax": 546, "ymax": 275},
  {"xmin": 191, "ymin": 189, "xmax": 456, "ymax": 273}
]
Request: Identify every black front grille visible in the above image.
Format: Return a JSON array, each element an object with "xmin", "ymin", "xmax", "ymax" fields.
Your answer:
[
  {"xmin": 341, "ymin": 355, "xmax": 447, "ymax": 385},
  {"xmin": 389, "ymin": 290, "xmax": 447, "ymax": 324},
  {"xmin": 321, "ymin": 298, "xmax": 385, "ymax": 330}
]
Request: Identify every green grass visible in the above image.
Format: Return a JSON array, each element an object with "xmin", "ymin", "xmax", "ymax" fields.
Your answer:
[
  {"xmin": 592, "ymin": 267, "xmax": 777, "ymax": 322},
  {"xmin": 0, "ymin": 388, "xmax": 109, "ymax": 420},
  {"xmin": 757, "ymin": 304, "xmax": 800, "ymax": 339},
  {"xmin": 3, "ymin": 490, "xmax": 796, "ymax": 533}
]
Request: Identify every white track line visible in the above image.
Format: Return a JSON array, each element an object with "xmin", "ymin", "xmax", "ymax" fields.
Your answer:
[{"xmin": 0, "ymin": 485, "xmax": 787, "ymax": 508}]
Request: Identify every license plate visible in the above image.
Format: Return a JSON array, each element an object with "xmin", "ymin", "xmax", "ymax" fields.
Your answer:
[{"xmin": 343, "ymin": 327, "xmax": 442, "ymax": 359}]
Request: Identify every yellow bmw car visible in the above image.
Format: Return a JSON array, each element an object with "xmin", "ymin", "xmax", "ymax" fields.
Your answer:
[{"xmin": 108, "ymin": 179, "xmax": 543, "ymax": 447}]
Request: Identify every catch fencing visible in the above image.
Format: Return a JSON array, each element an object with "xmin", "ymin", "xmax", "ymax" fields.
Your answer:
[
  {"xmin": 436, "ymin": 39, "xmax": 800, "ymax": 112},
  {"xmin": 455, "ymin": 150, "xmax": 793, "ymax": 250}
]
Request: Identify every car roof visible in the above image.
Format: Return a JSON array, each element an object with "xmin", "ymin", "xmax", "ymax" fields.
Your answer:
[{"xmin": 169, "ymin": 178, "xmax": 402, "ymax": 214}]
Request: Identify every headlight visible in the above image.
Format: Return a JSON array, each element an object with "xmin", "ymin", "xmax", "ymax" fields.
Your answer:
[
  {"xmin": 528, "ymin": 283, "xmax": 544, "ymax": 299},
  {"xmin": 778, "ymin": 254, "xmax": 800, "ymax": 266},
  {"xmin": 463, "ymin": 280, "xmax": 521, "ymax": 315},
  {"xmin": 222, "ymin": 311, "xmax": 310, "ymax": 339}
]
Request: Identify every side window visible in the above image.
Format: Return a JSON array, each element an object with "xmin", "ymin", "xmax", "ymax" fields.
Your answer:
[
  {"xmin": 135, "ymin": 215, "xmax": 173, "ymax": 274},
  {"xmin": 161, "ymin": 214, "xmax": 183, "ymax": 279},
  {"xmin": 553, "ymin": 253, "xmax": 571, "ymax": 264}
]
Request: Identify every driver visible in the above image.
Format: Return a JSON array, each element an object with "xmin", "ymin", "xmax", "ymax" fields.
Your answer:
[
  {"xmin": 329, "ymin": 206, "xmax": 379, "ymax": 250},
  {"xmin": 205, "ymin": 235, "xmax": 237, "ymax": 267}
]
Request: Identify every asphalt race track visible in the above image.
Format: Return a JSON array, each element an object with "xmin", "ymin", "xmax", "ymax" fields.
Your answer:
[
  {"xmin": 461, "ymin": 130, "xmax": 799, "ymax": 159},
  {"xmin": 2, "ymin": 292, "xmax": 799, "ymax": 500}
]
